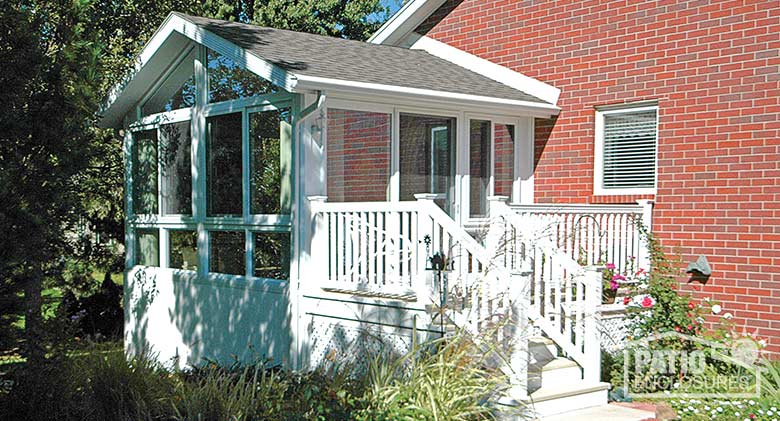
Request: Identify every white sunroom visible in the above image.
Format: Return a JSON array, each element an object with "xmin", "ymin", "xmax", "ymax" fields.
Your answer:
[{"xmin": 101, "ymin": 12, "xmax": 652, "ymax": 415}]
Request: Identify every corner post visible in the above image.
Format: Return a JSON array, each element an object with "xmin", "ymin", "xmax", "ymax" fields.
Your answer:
[{"xmin": 307, "ymin": 196, "xmax": 328, "ymax": 288}]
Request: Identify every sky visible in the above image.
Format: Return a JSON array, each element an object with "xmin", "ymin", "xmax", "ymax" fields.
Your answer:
[{"xmin": 382, "ymin": 0, "xmax": 403, "ymax": 15}]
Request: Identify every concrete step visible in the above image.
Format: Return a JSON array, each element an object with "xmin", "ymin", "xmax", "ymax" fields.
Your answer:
[
  {"xmin": 526, "ymin": 381, "xmax": 610, "ymax": 418},
  {"xmin": 540, "ymin": 403, "xmax": 656, "ymax": 421},
  {"xmin": 528, "ymin": 357, "xmax": 582, "ymax": 390}
]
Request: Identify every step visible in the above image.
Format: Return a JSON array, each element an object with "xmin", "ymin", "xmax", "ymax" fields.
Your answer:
[
  {"xmin": 528, "ymin": 337, "xmax": 557, "ymax": 364},
  {"xmin": 526, "ymin": 382, "xmax": 610, "ymax": 418},
  {"xmin": 541, "ymin": 403, "xmax": 656, "ymax": 421},
  {"xmin": 528, "ymin": 357, "xmax": 582, "ymax": 390}
]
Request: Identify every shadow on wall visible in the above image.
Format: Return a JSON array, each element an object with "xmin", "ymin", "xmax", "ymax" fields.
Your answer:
[
  {"xmin": 534, "ymin": 116, "xmax": 558, "ymax": 173},
  {"xmin": 125, "ymin": 267, "xmax": 292, "ymax": 368}
]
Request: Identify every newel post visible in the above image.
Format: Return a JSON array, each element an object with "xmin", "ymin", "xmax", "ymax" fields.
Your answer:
[
  {"xmin": 308, "ymin": 196, "xmax": 328, "ymax": 281},
  {"xmin": 487, "ymin": 196, "xmax": 510, "ymax": 264},
  {"xmin": 507, "ymin": 269, "xmax": 531, "ymax": 400},
  {"xmin": 636, "ymin": 199, "xmax": 655, "ymax": 270},
  {"xmin": 583, "ymin": 265, "xmax": 603, "ymax": 384}
]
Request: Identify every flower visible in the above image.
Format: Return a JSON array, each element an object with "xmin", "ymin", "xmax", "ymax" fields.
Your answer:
[
  {"xmin": 641, "ymin": 295, "xmax": 656, "ymax": 308},
  {"xmin": 623, "ymin": 296, "xmax": 632, "ymax": 305},
  {"xmin": 610, "ymin": 280, "xmax": 619, "ymax": 290},
  {"xmin": 606, "ymin": 263, "xmax": 616, "ymax": 270},
  {"xmin": 688, "ymin": 301, "xmax": 696, "ymax": 309},
  {"xmin": 612, "ymin": 273, "xmax": 626, "ymax": 281},
  {"xmin": 712, "ymin": 304, "xmax": 722, "ymax": 314},
  {"xmin": 675, "ymin": 326, "xmax": 682, "ymax": 332}
]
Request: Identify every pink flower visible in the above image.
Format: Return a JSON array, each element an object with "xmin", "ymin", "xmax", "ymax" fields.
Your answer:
[
  {"xmin": 623, "ymin": 296, "xmax": 631, "ymax": 305},
  {"xmin": 610, "ymin": 280, "xmax": 619, "ymax": 291},
  {"xmin": 612, "ymin": 273, "xmax": 626, "ymax": 281},
  {"xmin": 641, "ymin": 296, "xmax": 655, "ymax": 308},
  {"xmin": 606, "ymin": 263, "xmax": 616, "ymax": 270}
]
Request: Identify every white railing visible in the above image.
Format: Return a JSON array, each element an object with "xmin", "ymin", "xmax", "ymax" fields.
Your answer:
[
  {"xmin": 508, "ymin": 200, "xmax": 653, "ymax": 273},
  {"xmin": 490, "ymin": 198, "xmax": 602, "ymax": 384}
]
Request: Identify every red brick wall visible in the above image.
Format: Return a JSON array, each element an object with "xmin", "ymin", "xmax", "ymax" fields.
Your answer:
[
  {"xmin": 326, "ymin": 109, "xmax": 391, "ymax": 202},
  {"xmin": 420, "ymin": 0, "xmax": 780, "ymax": 352}
]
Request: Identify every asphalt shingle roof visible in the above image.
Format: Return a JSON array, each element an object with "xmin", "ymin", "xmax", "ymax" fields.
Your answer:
[{"xmin": 174, "ymin": 13, "xmax": 548, "ymax": 104}]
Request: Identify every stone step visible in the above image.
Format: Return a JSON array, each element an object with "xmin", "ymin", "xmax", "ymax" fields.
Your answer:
[{"xmin": 528, "ymin": 357, "xmax": 582, "ymax": 390}]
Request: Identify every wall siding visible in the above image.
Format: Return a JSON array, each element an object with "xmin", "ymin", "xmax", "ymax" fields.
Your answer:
[{"xmin": 420, "ymin": 0, "xmax": 780, "ymax": 352}]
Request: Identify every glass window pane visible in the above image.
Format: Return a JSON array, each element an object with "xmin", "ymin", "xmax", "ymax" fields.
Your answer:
[
  {"xmin": 207, "ymin": 112, "xmax": 243, "ymax": 216},
  {"xmin": 209, "ymin": 231, "xmax": 245, "ymax": 275},
  {"xmin": 160, "ymin": 121, "xmax": 192, "ymax": 215},
  {"xmin": 141, "ymin": 48, "xmax": 196, "ymax": 115},
  {"xmin": 250, "ymin": 108, "xmax": 291, "ymax": 214},
  {"xmin": 327, "ymin": 109, "xmax": 391, "ymax": 202},
  {"xmin": 132, "ymin": 129, "xmax": 158, "ymax": 214},
  {"xmin": 494, "ymin": 124, "xmax": 515, "ymax": 198},
  {"xmin": 136, "ymin": 229, "xmax": 159, "ymax": 267},
  {"xmin": 399, "ymin": 113, "xmax": 456, "ymax": 213},
  {"xmin": 208, "ymin": 49, "xmax": 275, "ymax": 103},
  {"xmin": 169, "ymin": 230, "xmax": 198, "ymax": 271},
  {"xmin": 469, "ymin": 120, "xmax": 491, "ymax": 218},
  {"xmin": 253, "ymin": 232, "xmax": 290, "ymax": 280}
]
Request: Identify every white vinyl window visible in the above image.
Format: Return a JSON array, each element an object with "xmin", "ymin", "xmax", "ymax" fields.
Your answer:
[{"xmin": 594, "ymin": 104, "xmax": 658, "ymax": 195}]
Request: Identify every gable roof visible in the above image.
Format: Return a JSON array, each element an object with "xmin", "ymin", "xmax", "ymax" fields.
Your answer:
[{"xmin": 100, "ymin": 12, "xmax": 558, "ymax": 128}]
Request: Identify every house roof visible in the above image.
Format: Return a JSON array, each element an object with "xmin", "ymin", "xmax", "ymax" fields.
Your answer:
[
  {"xmin": 174, "ymin": 13, "xmax": 547, "ymax": 104},
  {"xmin": 100, "ymin": 12, "xmax": 558, "ymax": 128}
]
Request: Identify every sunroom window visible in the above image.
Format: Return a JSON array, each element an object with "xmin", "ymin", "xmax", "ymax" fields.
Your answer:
[
  {"xmin": 326, "ymin": 109, "xmax": 391, "ymax": 202},
  {"xmin": 494, "ymin": 123, "xmax": 515, "ymax": 198},
  {"xmin": 132, "ymin": 129, "xmax": 158, "ymax": 214},
  {"xmin": 207, "ymin": 49, "xmax": 276, "ymax": 102},
  {"xmin": 250, "ymin": 108, "xmax": 292, "ymax": 214},
  {"xmin": 141, "ymin": 47, "xmax": 196, "ymax": 116},
  {"xmin": 253, "ymin": 232, "xmax": 290, "ymax": 280},
  {"xmin": 206, "ymin": 112, "xmax": 243, "ymax": 216},
  {"xmin": 169, "ymin": 230, "xmax": 198, "ymax": 271},
  {"xmin": 469, "ymin": 120, "xmax": 491, "ymax": 218},
  {"xmin": 595, "ymin": 104, "xmax": 658, "ymax": 195},
  {"xmin": 136, "ymin": 229, "xmax": 160, "ymax": 267},
  {"xmin": 209, "ymin": 231, "xmax": 245, "ymax": 275},
  {"xmin": 160, "ymin": 121, "xmax": 192, "ymax": 215}
]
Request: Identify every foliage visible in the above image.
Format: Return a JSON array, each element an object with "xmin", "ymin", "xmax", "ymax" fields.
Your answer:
[{"xmin": 0, "ymin": 334, "xmax": 515, "ymax": 421}]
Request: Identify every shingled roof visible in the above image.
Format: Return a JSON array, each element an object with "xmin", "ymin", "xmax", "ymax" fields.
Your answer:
[{"xmin": 174, "ymin": 12, "xmax": 548, "ymax": 105}]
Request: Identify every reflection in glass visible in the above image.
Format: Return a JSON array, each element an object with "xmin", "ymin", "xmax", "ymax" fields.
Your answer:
[
  {"xmin": 326, "ymin": 109, "xmax": 391, "ymax": 202},
  {"xmin": 132, "ymin": 129, "xmax": 158, "ymax": 214},
  {"xmin": 253, "ymin": 232, "xmax": 290, "ymax": 280},
  {"xmin": 206, "ymin": 112, "xmax": 242, "ymax": 216},
  {"xmin": 494, "ymin": 124, "xmax": 515, "ymax": 198},
  {"xmin": 399, "ymin": 113, "xmax": 456, "ymax": 213},
  {"xmin": 469, "ymin": 120, "xmax": 491, "ymax": 218},
  {"xmin": 136, "ymin": 229, "xmax": 159, "ymax": 267},
  {"xmin": 142, "ymin": 47, "xmax": 196, "ymax": 115},
  {"xmin": 160, "ymin": 121, "xmax": 192, "ymax": 215},
  {"xmin": 208, "ymin": 49, "xmax": 275, "ymax": 103},
  {"xmin": 250, "ymin": 109, "xmax": 291, "ymax": 214},
  {"xmin": 209, "ymin": 231, "xmax": 244, "ymax": 275},
  {"xmin": 169, "ymin": 230, "xmax": 197, "ymax": 270}
]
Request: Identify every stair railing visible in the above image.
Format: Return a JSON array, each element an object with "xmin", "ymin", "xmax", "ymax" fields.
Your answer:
[{"xmin": 489, "ymin": 197, "xmax": 603, "ymax": 384}]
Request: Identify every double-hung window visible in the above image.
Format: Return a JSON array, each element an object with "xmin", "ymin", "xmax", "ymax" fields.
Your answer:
[{"xmin": 594, "ymin": 104, "xmax": 659, "ymax": 195}]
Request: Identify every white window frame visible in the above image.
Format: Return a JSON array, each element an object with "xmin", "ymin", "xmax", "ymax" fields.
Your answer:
[{"xmin": 594, "ymin": 104, "xmax": 659, "ymax": 196}]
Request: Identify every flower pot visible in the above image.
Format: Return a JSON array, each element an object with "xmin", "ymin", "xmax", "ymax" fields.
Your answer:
[{"xmin": 602, "ymin": 287, "xmax": 617, "ymax": 304}]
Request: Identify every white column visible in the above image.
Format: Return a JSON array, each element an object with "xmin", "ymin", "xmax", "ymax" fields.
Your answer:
[
  {"xmin": 514, "ymin": 117, "xmax": 535, "ymax": 205},
  {"xmin": 583, "ymin": 266, "xmax": 603, "ymax": 383}
]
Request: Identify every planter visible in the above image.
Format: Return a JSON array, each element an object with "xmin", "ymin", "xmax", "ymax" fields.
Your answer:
[{"xmin": 602, "ymin": 287, "xmax": 617, "ymax": 304}]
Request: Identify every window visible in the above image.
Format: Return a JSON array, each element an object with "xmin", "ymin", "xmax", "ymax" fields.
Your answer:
[
  {"xmin": 250, "ymin": 108, "xmax": 292, "ymax": 214},
  {"xmin": 160, "ymin": 121, "xmax": 192, "ymax": 215},
  {"xmin": 206, "ymin": 112, "xmax": 243, "ymax": 216},
  {"xmin": 326, "ymin": 109, "xmax": 391, "ymax": 202},
  {"xmin": 469, "ymin": 120, "xmax": 491, "ymax": 218},
  {"xmin": 132, "ymin": 130, "xmax": 158, "ymax": 214},
  {"xmin": 209, "ymin": 231, "xmax": 245, "ymax": 275},
  {"xmin": 399, "ymin": 113, "xmax": 456, "ymax": 213},
  {"xmin": 253, "ymin": 232, "xmax": 290, "ymax": 280},
  {"xmin": 208, "ymin": 49, "xmax": 275, "ymax": 102},
  {"xmin": 141, "ymin": 47, "xmax": 196, "ymax": 116},
  {"xmin": 169, "ymin": 230, "xmax": 198, "ymax": 270},
  {"xmin": 595, "ymin": 105, "xmax": 658, "ymax": 195},
  {"xmin": 136, "ymin": 229, "xmax": 159, "ymax": 267}
]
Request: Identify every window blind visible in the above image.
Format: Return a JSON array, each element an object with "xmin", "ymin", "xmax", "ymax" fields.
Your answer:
[{"xmin": 602, "ymin": 109, "xmax": 657, "ymax": 189}]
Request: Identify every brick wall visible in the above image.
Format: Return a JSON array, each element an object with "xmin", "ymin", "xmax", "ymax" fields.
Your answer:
[
  {"xmin": 420, "ymin": 0, "xmax": 780, "ymax": 352},
  {"xmin": 326, "ymin": 109, "xmax": 391, "ymax": 202}
]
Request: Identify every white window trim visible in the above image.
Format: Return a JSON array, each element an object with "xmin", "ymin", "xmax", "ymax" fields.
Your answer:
[{"xmin": 593, "ymin": 104, "xmax": 659, "ymax": 196}]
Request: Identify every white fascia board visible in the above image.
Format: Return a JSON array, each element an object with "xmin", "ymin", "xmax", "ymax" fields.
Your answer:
[
  {"xmin": 410, "ymin": 35, "xmax": 561, "ymax": 105},
  {"xmin": 368, "ymin": 0, "xmax": 445, "ymax": 45},
  {"xmin": 100, "ymin": 13, "xmax": 294, "ymax": 128},
  {"xmin": 291, "ymin": 74, "xmax": 560, "ymax": 118}
]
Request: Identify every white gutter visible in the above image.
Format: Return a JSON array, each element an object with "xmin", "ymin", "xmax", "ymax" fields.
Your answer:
[{"xmin": 291, "ymin": 75, "xmax": 560, "ymax": 117}]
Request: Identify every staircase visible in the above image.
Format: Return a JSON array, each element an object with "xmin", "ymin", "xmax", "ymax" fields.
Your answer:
[{"xmin": 309, "ymin": 195, "xmax": 613, "ymax": 418}]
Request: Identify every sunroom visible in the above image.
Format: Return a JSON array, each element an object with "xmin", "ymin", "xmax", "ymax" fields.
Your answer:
[{"xmin": 102, "ymin": 12, "xmax": 652, "ymax": 407}]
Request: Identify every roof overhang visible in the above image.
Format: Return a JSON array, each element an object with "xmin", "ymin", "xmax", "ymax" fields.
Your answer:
[{"xmin": 368, "ymin": 0, "xmax": 446, "ymax": 46}]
